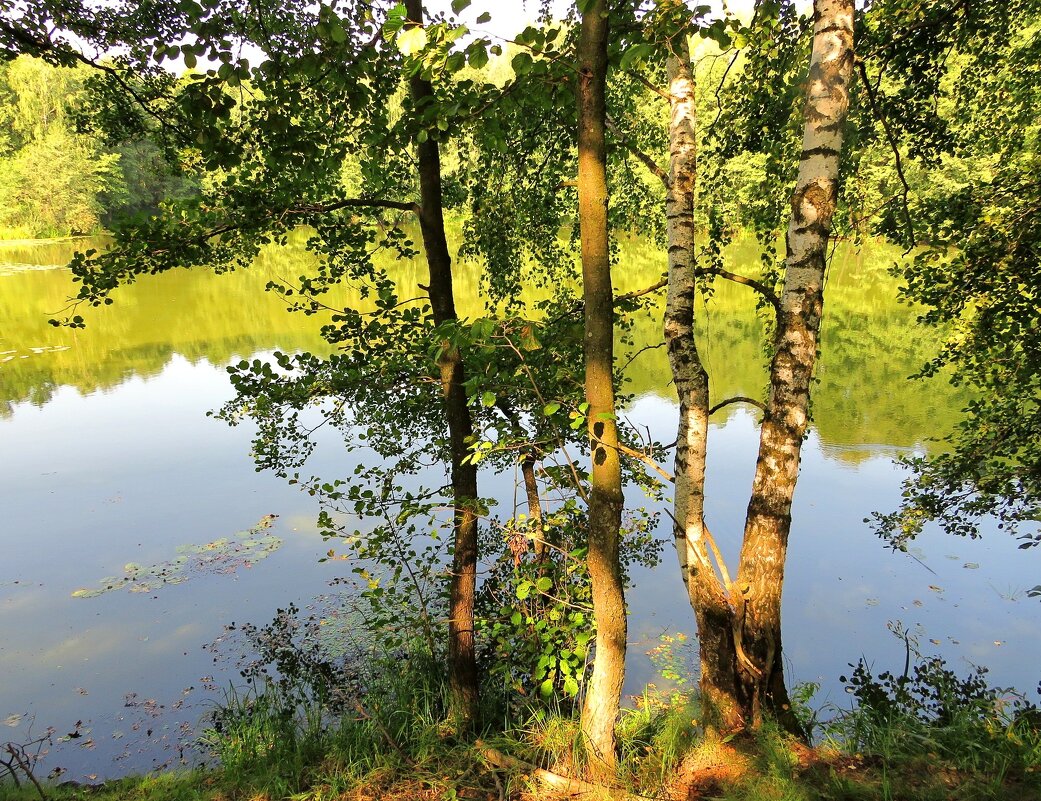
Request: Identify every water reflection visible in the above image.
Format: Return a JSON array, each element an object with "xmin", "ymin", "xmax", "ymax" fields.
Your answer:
[{"xmin": 0, "ymin": 234, "xmax": 966, "ymax": 451}]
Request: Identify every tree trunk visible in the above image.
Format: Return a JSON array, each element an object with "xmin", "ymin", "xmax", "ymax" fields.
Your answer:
[
  {"xmin": 576, "ymin": 0, "xmax": 626, "ymax": 780},
  {"xmin": 733, "ymin": 0, "xmax": 855, "ymax": 732},
  {"xmin": 662, "ymin": 36, "xmax": 746, "ymax": 733},
  {"xmin": 404, "ymin": 0, "xmax": 480, "ymax": 733}
]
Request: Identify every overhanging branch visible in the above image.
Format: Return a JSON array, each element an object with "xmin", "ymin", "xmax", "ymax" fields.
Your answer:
[
  {"xmin": 709, "ymin": 396, "xmax": 766, "ymax": 415},
  {"xmin": 698, "ymin": 266, "xmax": 780, "ymax": 313}
]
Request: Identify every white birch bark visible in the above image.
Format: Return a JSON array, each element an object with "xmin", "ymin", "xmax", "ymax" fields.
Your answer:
[{"xmin": 734, "ymin": 0, "xmax": 856, "ymax": 727}]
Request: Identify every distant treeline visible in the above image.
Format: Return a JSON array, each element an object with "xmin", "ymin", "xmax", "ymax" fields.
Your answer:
[
  {"xmin": 0, "ymin": 49, "xmax": 973, "ymax": 244},
  {"xmin": 0, "ymin": 56, "xmax": 196, "ymax": 239}
]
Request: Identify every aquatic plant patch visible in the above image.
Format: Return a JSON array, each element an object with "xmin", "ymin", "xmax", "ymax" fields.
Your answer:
[{"xmin": 71, "ymin": 515, "xmax": 281, "ymax": 598}]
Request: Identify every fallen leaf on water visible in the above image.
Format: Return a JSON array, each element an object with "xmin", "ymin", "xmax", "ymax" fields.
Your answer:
[
  {"xmin": 928, "ymin": 585, "xmax": 943, "ymax": 592},
  {"xmin": 4, "ymin": 713, "xmax": 22, "ymax": 727},
  {"xmin": 963, "ymin": 562, "xmax": 980, "ymax": 569}
]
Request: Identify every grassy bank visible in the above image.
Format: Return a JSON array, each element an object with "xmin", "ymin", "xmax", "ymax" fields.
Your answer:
[{"xmin": 4, "ymin": 651, "xmax": 1039, "ymax": 801}]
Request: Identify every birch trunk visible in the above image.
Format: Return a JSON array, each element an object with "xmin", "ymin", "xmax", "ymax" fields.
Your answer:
[
  {"xmin": 734, "ymin": 0, "xmax": 855, "ymax": 730},
  {"xmin": 576, "ymin": 0, "xmax": 627, "ymax": 779},
  {"xmin": 662, "ymin": 39, "xmax": 745, "ymax": 731},
  {"xmin": 405, "ymin": 0, "xmax": 481, "ymax": 733}
]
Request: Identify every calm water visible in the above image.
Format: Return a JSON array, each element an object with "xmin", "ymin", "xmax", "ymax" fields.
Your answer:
[{"xmin": 1, "ymin": 235, "xmax": 1038, "ymax": 781}]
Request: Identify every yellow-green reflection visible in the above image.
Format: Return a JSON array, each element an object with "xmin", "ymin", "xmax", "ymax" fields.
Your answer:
[{"xmin": 0, "ymin": 232, "xmax": 965, "ymax": 452}]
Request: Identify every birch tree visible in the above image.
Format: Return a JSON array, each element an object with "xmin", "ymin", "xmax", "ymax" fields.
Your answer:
[{"xmin": 664, "ymin": 0, "xmax": 856, "ymax": 731}]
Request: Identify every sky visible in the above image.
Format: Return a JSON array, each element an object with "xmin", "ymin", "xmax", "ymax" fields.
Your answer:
[{"xmin": 426, "ymin": 0, "xmax": 765, "ymax": 38}]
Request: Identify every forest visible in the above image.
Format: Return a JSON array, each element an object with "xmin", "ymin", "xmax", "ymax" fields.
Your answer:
[{"xmin": 1, "ymin": 0, "xmax": 1040, "ymax": 799}]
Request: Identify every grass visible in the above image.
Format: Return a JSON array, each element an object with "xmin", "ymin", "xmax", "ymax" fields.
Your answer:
[{"xmin": 4, "ymin": 647, "xmax": 1039, "ymax": 801}]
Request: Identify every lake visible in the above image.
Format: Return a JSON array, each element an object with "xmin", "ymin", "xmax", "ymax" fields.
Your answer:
[{"xmin": 1, "ymin": 234, "xmax": 1038, "ymax": 781}]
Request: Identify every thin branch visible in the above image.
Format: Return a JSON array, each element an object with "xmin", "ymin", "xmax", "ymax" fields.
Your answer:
[
  {"xmin": 856, "ymin": 59, "xmax": 916, "ymax": 249},
  {"xmin": 861, "ymin": 0, "xmax": 969, "ymax": 61},
  {"xmin": 626, "ymin": 68, "xmax": 672, "ymax": 102},
  {"xmin": 616, "ymin": 442, "xmax": 674, "ymax": 484},
  {"xmin": 605, "ymin": 116, "xmax": 671, "ymax": 189},
  {"xmin": 150, "ymin": 196, "xmax": 417, "ymax": 256},
  {"xmin": 617, "ymin": 277, "xmax": 668, "ymax": 302},
  {"xmin": 711, "ymin": 48, "xmax": 741, "ymax": 129},
  {"xmin": 702, "ymin": 523, "xmax": 733, "ymax": 589},
  {"xmin": 0, "ymin": 20, "xmax": 185, "ymax": 138},
  {"xmin": 699, "ymin": 266, "xmax": 780, "ymax": 312},
  {"xmin": 285, "ymin": 197, "xmax": 420, "ymax": 214},
  {"xmin": 619, "ymin": 341, "xmax": 666, "ymax": 373},
  {"xmin": 353, "ymin": 701, "xmax": 417, "ymax": 767},
  {"xmin": 708, "ymin": 396, "xmax": 766, "ymax": 415},
  {"xmin": 496, "ymin": 333, "xmax": 590, "ymax": 505},
  {"xmin": 5, "ymin": 745, "xmax": 45, "ymax": 801},
  {"xmin": 547, "ymin": 278, "xmax": 667, "ymax": 327}
]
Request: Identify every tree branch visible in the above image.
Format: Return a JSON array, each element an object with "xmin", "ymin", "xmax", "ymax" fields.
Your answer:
[
  {"xmin": 478, "ymin": 741, "xmax": 642, "ymax": 801},
  {"xmin": 605, "ymin": 116, "xmax": 670, "ymax": 189},
  {"xmin": 708, "ymin": 396, "xmax": 766, "ymax": 415},
  {"xmin": 625, "ymin": 68, "xmax": 671, "ymax": 102},
  {"xmin": 284, "ymin": 197, "xmax": 420, "ymax": 215},
  {"xmin": 616, "ymin": 442, "xmax": 674, "ymax": 484},
  {"xmin": 616, "ymin": 277, "xmax": 668, "ymax": 302},
  {"xmin": 698, "ymin": 266, "xmax": 780, "ymax": 312},
  {"xmin": 856, "ymin": 59, "xmax": 916, "ymax": 248}
]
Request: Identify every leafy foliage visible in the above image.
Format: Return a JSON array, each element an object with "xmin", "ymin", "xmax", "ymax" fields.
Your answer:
[
  {"xmin": 836, "ymin": 654, "xmax": 1041, "ymax": 777},
  {"xmin": 861, "ymin": 1, "xmax": 1041, "ymax": 548}
]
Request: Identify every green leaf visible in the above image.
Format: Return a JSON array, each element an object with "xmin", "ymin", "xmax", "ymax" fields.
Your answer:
[
  {"xmin": 516, "ymin": 580, "xmax": 532, "ymax": 600},
  {"xmin": 542, "ymin": 401, "xmax": 561, "ymax": 416},
  {"xmin": 384, "ymin": 3, "xmax": 407, "ymax": 38},
  {"xmin": 445, "ymin": 51, "xmax": 465, "ymax": 73},
  {"xmin": 475, "ymin": 11, "xmax": 491, "ymax": 24},
  {"xmin": 535, "ymin": 576, "xmax": 553, "ymax": 593},
  {"xmin": 397, "ymin": 25, "xmax": 427, "ymax": 55},
  {"xmin": 451, "ymin": 0, "xmax": 471, "ymax": 13},
  {"xmin": 619, "ymin": 43, "xmax": 652, "ymax": 71},
  {"xmin": 467, "ymin": 43, "xmax": 489, "ymax": 69},
  {"xmin": 511, "ymin": 52, "xmax": 533, "ymax": 76},
  {"xmin": 481, "ymin": 390, "xmax": 496, "ymax": 407}
]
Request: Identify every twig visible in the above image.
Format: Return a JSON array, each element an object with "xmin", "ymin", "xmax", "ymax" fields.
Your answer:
[
  {"xmin": 5, "ymin": 744, "xmax": 46, "ymax": 801},
  {"xmin": 617, "ymin": 277, "xmax": 668, "ymax": 302}
]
